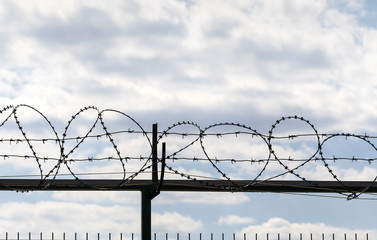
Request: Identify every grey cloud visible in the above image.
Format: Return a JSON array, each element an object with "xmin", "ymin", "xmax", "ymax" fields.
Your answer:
[
  {"xmin": 27, "ymin": 5, "xmax": 186, "ymax": 46},
  {"xmin": 28, "ymin": 7, "xmax": 118, "ymax": 46},
  {"xmin": 94, "ymin": 56, "xmax": 181, "ymax": 77},
  {"xmin": 23, "ymin": 5, "xmax": 188, "ymax": 80},
  {"xmin": 237, "ymin": 39, "xmax": 332, "ymax": 70},
  {"xmin": 204, "ymin": 19, "xmax": 240, "ymax": 39}
]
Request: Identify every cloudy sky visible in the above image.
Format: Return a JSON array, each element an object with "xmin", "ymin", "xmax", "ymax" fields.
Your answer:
[{"xmin": 1, "ymin": 0, "xmax": 377, "ymax": 239}]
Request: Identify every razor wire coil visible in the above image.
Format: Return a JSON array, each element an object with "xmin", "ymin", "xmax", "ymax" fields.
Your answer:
[{"xmin": 0, "ymin": 105, "xmax": 377, "ymax": 198}]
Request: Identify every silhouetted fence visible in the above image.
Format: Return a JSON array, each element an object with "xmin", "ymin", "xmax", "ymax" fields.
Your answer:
[
  {"xmin": 0, "ymin": 233, "xmax": 371, "ymax": 240},
  {"xmin": 2, "ymin": 105, "xmax": 377, "ymax": 199}
]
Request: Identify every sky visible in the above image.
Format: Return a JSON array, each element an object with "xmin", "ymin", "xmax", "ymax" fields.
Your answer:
[{"xmin": 1, "ymin": 0, "xmax": 377, "ymax": 239}]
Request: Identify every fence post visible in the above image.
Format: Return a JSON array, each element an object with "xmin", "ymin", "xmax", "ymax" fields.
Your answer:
[
  {"xmin": 141, "ymin": 124, "xmax": 159, "ymax": 240},
  {"xmin": 141, "ymin": 189, "xmax": 152, "ymax": 240}
]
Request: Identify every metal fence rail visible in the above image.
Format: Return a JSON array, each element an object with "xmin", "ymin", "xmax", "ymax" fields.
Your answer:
[{"xmin": 0, "ymin": 233, "xmax": 370, "ymax": 240}]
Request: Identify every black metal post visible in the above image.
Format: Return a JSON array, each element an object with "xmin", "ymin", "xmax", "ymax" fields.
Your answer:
[
  {"xmin": 141, "ymin": 124, "xmax": 158, "ymax": 240},
  {"xmin": 141, "ymin": 188, "xmax": 152, "ymax": 240}
]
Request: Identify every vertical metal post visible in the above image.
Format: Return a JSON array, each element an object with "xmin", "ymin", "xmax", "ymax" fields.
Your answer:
[
  {"xmin": 141, "ymin": 123, "xmax": 162, "ymax": 240},
  {"xmin": 141, "ymin": 189, "xmax": 152, "ymax": 240}
]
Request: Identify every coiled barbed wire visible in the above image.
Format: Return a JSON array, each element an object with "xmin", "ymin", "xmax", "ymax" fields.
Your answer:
[{"xmin": 0, "ymin": 105, "xmax": 377, "ymax": 199}]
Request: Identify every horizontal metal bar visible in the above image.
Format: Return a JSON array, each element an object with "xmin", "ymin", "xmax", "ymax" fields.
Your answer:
[{"xmin": 0, "ymin": 179, "xmax": 376, "ymax": 193}]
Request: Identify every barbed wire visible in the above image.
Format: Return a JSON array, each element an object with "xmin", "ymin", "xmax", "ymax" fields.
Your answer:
[{"xmin": 1, "ymin": 105, "xmax": 377, "ymax": 199}]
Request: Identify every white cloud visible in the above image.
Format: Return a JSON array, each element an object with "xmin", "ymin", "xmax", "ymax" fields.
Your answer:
[
  {"xmin": 218, "ymin": 215, "xmax": 255, "ymax": 226},
  {"xmin": 240, "ymin": 218, "xmax": 377, "ymax": 239},
  {"xmin": 153, "ymin": 212, "xmax": 203, "ymax": 233},
  {"xmin": 0, "ymin": 201, "xmax": 140, "ymax": 234}
]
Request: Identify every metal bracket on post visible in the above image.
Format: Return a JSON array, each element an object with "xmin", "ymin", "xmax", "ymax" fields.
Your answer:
[
  {"xmin": 157, "ymin": 142, "xmax": 166, "ymax": 194},
  {"xmin": 152, "ymin": 124, "xmax": 158, "ymax": 195}
]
